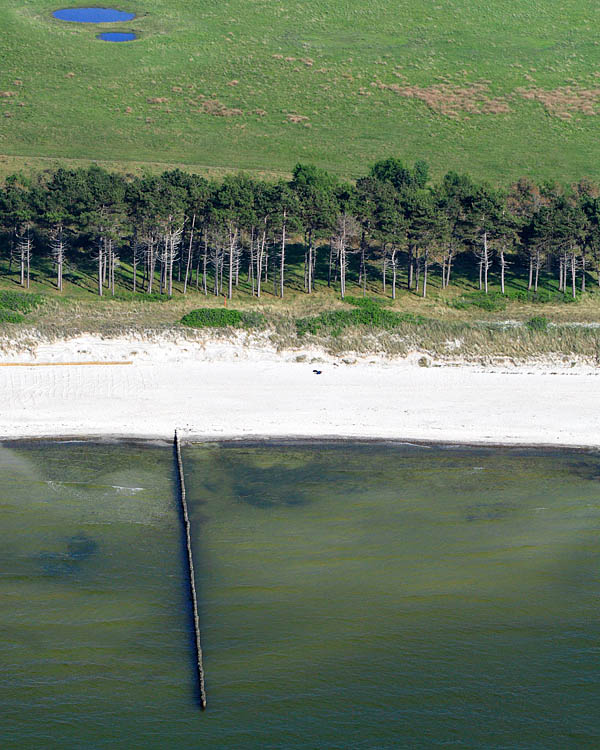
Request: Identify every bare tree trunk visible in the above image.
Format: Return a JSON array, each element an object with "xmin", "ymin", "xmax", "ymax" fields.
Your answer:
[
  {"xmin": 17, "ymin": 231, "xmax": 32, "ymax": 289},
  {"xmin": 213, "ymin": 245, "xmax": 219, "ymax": 296},
  {"xmin": 159, "ymin": 237, "xmax": 165, "ymax": 295},
  {"xmin": 407, "ymin": 246, "xmax": 414, "ymax": 290},
  {"xmin": 228, "ymin": 226, "xmax": 238, "ymax": 300},
  {"xmin": 183, "ymin": 214, "xmax": 196, "ymax": 295},
  {"xmin": 534, "ymin": 249, "xmax": 540, "ymax": 292},
  {"xmin": 307, "ymin": 232, "xmax": 313, "ymax": 294},
  {"xmin": 340, "ymin": 241, "xmax": 346, "ymax": 299},
  {"xmin": 52, "ymin": 227, "xmax": 65, "ymax": 292},
  {"xmin": 415, "ymin": 255, "xmax": 420, "ymax": 293},
  {"xmin": 528, "ymin": 255, "xmax": 533, "ymax": 291},
  {"xmin": 361, "ymin": 235, "xmax": 367, "ymax": 296},
  {"xmin": 148, "ymin": 240, "xmax": 157, "ymax": 294},
  {"xmin": 108, "ymin": 240, "xmax": 112, "ymax": 295},
  {"xmin": 264, "ymin": 244, "xmax": 269, "ymax": 286},
  {"xmin": 500, "ymin": 248, "xmax": 506, "ymax": 295},
  {"xmin": 558, "ymin": 255, "xmax": 564, "ymax": 292},
  {"xmin": 303, "ymin": 237, "xmax": 308, "ymax": 293},
  {"xmin": 168, "ymin": 231, "xmax": 177, "ymax": 298},
  {"xmin": 8, "ymin": 229, "xmax": 14, "ymax": 274},
  {"xmin": 247, "ymin": 228, "xmax": 253, "ymax": 282},
  {"xmin": 483, "ymin": 232, "xmax": 489, "ymax": 293},
  {"xmin": 391, "ymin": 247, "xmax": 397, "ymax": 299},
  {"xmin": 110, "ymin": 240, "xmax": 116, "ymax": 296},
  {"xmin": 131, "ymin": 235, "xmax": 137, "ymax": 294},
  {"xmin": 202, "ymin": 230, "xmax": 208, "ymax": 294},
  {"xmin": 256, "ymin": 229, "xmax": 267, "ymax": 298},
  {"xmin": 279, "ymin": 214, "xmax": 286, "ymax": 298},
  {"xmin": 571, "ymin": 250, "xmax": 576, "ymax": 299},
  {"xmin": 446, "ymin": 250, "xmax": 453, "ymax": 287},
  {"xmin": 423, "ymin": 250, "xmax": 428, "ymax": 298},
  {"xmin": 219, "ymin": 249, "xmax": 224, "ymax": 295},
  {"xmin": 143, "ymin": 244, "xmax": 148, "ymax": 292},
  {"xmin": 582, "ymin": 254, "xmax": 586, "ymax": 293}
]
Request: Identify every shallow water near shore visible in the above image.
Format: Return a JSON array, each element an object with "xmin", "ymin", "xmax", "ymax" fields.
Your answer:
[{"xmin": 1, "ymin": 440, "xmax": 599, "ymax": 748}]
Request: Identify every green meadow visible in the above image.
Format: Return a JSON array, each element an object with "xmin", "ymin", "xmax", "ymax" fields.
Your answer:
[{"xmin": 1, "ymin": 0, "xmax": 600, "ymax": 182}]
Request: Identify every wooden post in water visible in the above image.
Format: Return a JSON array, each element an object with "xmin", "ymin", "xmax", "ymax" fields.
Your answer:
[{"xmin": 174, "ymin": 429, "xmax": 207, "ymax": 710}]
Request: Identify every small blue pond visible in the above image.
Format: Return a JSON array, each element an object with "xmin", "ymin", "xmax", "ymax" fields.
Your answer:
[
  {"xmin": 53, "ymin": 8, "xmax": 135, "ymax": 23},
  {"xmin": 97, "ymin": 31, "xmax": 137, "ymax": 41}
]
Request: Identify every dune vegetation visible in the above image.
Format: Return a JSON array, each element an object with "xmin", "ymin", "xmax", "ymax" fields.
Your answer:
[{"xmin": 2, "ymin": 160, "xmax": 600, "ymax": 363}]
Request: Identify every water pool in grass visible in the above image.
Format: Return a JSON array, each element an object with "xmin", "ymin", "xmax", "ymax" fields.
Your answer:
[
  {"xmin": 97, "ymin": 31, "xmax": 137, "ymax": 41},
  {"xmin": 53, "ymin": 8, "xmax": 135, "ymax": 23}
]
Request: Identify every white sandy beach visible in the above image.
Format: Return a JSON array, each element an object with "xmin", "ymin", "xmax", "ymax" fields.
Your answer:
[{"xmin": 0, "ymin": 332, "xmax": 599, "ymax": 446}]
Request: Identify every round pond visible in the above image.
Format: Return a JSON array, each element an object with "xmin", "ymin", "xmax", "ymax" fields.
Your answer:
[
  {"xmin": 97, "ymin": 31, "xmax": 137, "ymax": 41},
  {"xmin": 53, "ymin": 8, "xmax": 135, "ymax": 23}
]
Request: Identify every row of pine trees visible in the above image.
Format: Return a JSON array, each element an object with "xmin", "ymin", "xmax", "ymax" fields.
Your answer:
[{"xmin": 1, "ymin": 159, "xmax": 600, "ymax": 299}]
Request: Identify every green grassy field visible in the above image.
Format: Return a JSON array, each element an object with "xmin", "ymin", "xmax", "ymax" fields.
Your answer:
[{"xmin": 1, "ymin": 1, "xmax": 600, "ymax": 182}]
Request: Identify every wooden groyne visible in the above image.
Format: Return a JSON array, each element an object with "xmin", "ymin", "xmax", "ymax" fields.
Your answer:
[{"xmin": 174, "ymin": 429, "xmax": 207, "ymax": 710}]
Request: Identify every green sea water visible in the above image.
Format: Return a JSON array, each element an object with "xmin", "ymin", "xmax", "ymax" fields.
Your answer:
[{"xmin": 1, "ymin": 441, "xmax": 599, "ymax": 749}]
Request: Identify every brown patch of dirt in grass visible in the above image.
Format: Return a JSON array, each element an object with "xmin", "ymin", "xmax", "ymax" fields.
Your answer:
[
  {"xmin": 200, "ymin": 99, "xmax": 243, "ymax": 116},
  {"xmin": 286, "ymin": 113, "xmax": 310, "ymax": 124},
  {"xmin": 376, "ymin": 79, "xmax": 511, "ymax": 118},
  {"xmin": 515, "ymin": 85, "xmax": 600, "ymax": 118},
  {"xmin": 0, "ymin": 91, "xmax": 16, "ymax": 98},
  {"xmin": 147, "ymin": 97, "xmax": 169, "ymax": 104}
]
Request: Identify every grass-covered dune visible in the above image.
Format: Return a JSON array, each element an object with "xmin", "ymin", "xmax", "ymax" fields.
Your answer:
[
  {"xmin": 3, "ymin": 244, "xmax": 600, "ymax": 364},
  {"xmin": 2, "ymin": 1, "xmax": 600, "ymax": 182}
]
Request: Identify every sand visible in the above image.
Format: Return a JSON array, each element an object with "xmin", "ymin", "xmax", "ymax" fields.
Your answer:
[{"xmin": 0, "ymin": 332, "xmax": 599, "ymax": 446}]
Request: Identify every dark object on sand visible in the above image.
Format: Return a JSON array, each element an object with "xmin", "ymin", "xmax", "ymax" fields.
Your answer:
[{"xmin": 312, "ymin": 369, "xmax": 322, "ymax": 375}]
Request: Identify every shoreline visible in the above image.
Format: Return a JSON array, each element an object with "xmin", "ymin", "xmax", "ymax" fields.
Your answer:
[
  {"xmin": 2, "ymin": 434, "xmax": 600, "ymax": 454},
  {"xmin": 1, "ymin": 333, "xmax": 599, "ymax": 447}
]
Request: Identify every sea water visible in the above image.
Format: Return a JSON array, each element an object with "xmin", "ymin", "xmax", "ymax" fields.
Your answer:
[{"xmin": 1, "ymin": 441, "xmax": 599, "ymax": 748}]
